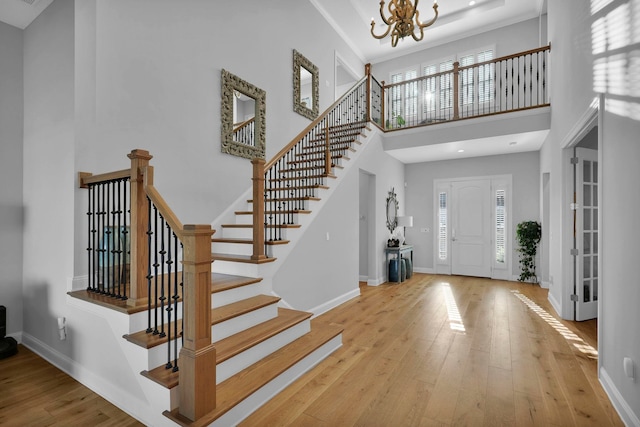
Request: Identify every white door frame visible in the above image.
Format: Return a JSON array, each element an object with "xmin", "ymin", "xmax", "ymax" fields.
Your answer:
[
  {"xmin": 560, "ymin": 97, "xmax": 601, "ymax": 321},
  {"xmin": 433, "ymin": 174, "xmax": 512, "ymax": 280}
]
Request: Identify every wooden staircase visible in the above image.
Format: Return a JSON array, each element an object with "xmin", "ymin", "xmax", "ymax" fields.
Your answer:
[{"xmin": 69, "ymin": 120, "xmax": 372, "ymax": 426}]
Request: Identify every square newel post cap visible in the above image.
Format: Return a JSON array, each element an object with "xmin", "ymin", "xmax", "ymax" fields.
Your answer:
[{"xmin": 127, "ymin": 149, "xmax": 153, "ymax": 161}]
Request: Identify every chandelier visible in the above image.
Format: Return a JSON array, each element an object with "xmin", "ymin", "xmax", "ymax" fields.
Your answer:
[{"xmin": 371, "ymin": 0, "xmax": 439, "ymax": 47}]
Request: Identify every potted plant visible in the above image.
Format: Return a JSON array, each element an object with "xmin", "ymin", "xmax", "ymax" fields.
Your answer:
[{"xmin": 516, "ymin": 220, "xmax": 541, "ymax": 283}]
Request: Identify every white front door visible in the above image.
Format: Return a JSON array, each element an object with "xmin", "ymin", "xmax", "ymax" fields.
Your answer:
[
  {"xmin": 451, "ymin": 179, "xmax": 492, "ymax": 277},
  {"xmin": 575, "ymin": 148, "xmax": 599, "ymax": 321}
]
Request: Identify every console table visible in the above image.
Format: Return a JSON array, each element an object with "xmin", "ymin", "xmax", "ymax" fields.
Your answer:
[{"xmin": 385, "ymin": 245, "xmax": 413, "ymax": 283}]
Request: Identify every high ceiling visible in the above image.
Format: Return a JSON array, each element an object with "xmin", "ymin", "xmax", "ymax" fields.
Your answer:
[
  {"xmin": 311, "ymin": 0, "xmax": 547, "ymax": 63},
  {"xmin": 0, "ymin": 0, "xmax": 53, "ymax": 29}
]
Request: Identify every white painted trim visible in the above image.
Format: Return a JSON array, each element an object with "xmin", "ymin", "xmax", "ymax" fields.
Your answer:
[
  {"xmin": 600, "ymin": 367, "xmax": 640, "ymax": 427},
  {"xmin": 540, "ymin": 281, "xmax": 550, "ymax": 289},
  {"xmin": 309, "ymin": 288, "xmax": 360, "ymax": 317},
  {"xmin": 20, "ymin": 332, "xmax": 152, "ymax": 426},
  {"xmin": 367, "ymin": 277, "xmax": 385, "ymax": 286},
  {"xmin": 307, "ymin": 0, "xmax": 366, "ymax": 63},
  {"xmin": 8, "ymin": 331, "xmax": 22, "ymax": 344},
  {"xmin": 72, "ymin": 274, "xmax": 88, "ymax": 291},
  {"xmin": 359, "ymin": 274, "xmax": 369, "ymax": 282},
  {"xmin": 561, "ymin": 97, "xmax": 599, "ymax": 149},
  {"xmin": 547, "ymin": 290, "xmax": 562, "ymax": 318},
  {"xmin": 413, "ymin": 267, "xmax": 435, "ymax": 274}
]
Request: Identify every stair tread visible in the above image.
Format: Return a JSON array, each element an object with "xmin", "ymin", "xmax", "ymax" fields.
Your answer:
[
  {"xmin": 142, "ymin": 308, "xmax": 315, "ymax": 389},
  {"xmin": 124, "ymin": 295, "xmax": 281, "ymax": 349},
  {"xmin": 233, "ymin": 210, "xmax": 311, "ymax": 215},
  {"xmin": 162, "ymin": 320, "xmax": 343, "ymax": 426},
  {"xmin": 221, "ymin": 223, "xmax": 301, "ymax": 229},
  {"xmin": 211, "ymin": 253, "xmax": 277, "ymax": 264},
  {"xmin": 212, "ymin": 237, "xmax": 291, "ymax": 245},
  {"xmin": 248, "ymin": 196, "xmax": 321, "ymax": 203},
  {"xmin": 67, "ymin": 273, "xmax": 261, "ymax": 315}
]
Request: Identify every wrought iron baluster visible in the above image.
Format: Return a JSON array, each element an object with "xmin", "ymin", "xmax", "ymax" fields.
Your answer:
[
  {"xmin": 152, "ymin": 206, "xmax": 160, "ymax": 335},
  {"xmin": 122, "ymin": 179, "xmax": 129, "ymax": 300},
  {"xmin": 159, "ymin": 214, "xmax": 167, "ymax": 338},
  {"xmin": 145, "ymin": 197, "xmax": 153, "ymax": 333},
  {"xmin": 165, "ymin": 223, "xmax": 173, "ymax": 369},
  {"xmin": 87, "ymin": 184, "xmax": 94, "ymax": 292}
]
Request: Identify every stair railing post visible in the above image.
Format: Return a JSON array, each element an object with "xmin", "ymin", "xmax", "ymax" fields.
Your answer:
[
  {"xmin": 127, "ymin": 149, "xmax": 153, "ymax": 305},
  {"xmin": 365, "ymin": 63, "xmax": 372, "ymax": 123},
  {"xmin": 324, "ymin": 128, "xmax": 332, "ymax": 177},
  {"xmin": 179, "ymin": 224, "xmax": 216, "ymax": 421},
  {"xmin": 251, "ymin": 158, "xmax": 266, "ymax": 260},
  {"xmin": 453, "ymin": 61, "xmax": 460, "ymax": 120},
  {"xmin": 381, "ymin": 80, "xmax": 386, "ymax": 130}
]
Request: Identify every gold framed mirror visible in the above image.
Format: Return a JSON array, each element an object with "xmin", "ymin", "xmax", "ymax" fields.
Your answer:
[
  {"xmin": 293, "ymin": 50, "xmax": 319, "ymax": 120},
  {"xmin": 386, "ymin": 188, "xmax": 398, "ymax": 234},
  {"xmin": 221, "ymin": 69, "xmax": 266, "ymax": 159}
]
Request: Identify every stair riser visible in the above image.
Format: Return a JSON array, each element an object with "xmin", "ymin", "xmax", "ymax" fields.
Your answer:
[
  {"xmin": 140, "ymin": 303, "xmax": 279, "ymax": 370},
  {"xmin": 216, "ymin": 319, "xmax": 311, "ymax": 384},
  {"xmin": 211, "ymin": 334, "xmax": 343, "ymax": 427},
  {"xmin": 222, "ymin": 227, "xmax": 289, "ymax": 241},
  {"xmin": 213, "ymin": 303, "xmax": 278, "ymax": 341},
  {"xmin": 213, "ymin": 242, "xmax": 254, "ymax": 256},
  {"xmin": 248, "ymin": 200, "xmax": 310, "ymax": 211},
  {"xmin": 128, "ymin": 302, "xmax": 184, "ymax": 334},
  {"xmin": 234, "ymin": 213, "xmax": 301, "ymax": 225}
]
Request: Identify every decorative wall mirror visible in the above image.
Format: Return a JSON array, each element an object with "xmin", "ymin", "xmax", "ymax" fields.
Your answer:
[
  {"xmin": 386, "ymin": 188, "xmax": 398, "ymax": 234},
  {"xmin": 293, "ymin": 50, "xmax": 319, "ymax": 120},
  {"xmin": 221, "ymin": 69, "xmax": 266, "ymax": 159}
]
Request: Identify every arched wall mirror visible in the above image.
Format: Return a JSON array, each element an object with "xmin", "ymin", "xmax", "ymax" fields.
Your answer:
[
  {"xmin": 386, "ymin": 188, "xmax": 398, "ymax": 234},
  {"xmin": 221, "ymin": 69, "xmax": 266, "ymax": 159},
  {"xmin": 293, "ymin": 50, "xmax": 319, "ymax": 120}
]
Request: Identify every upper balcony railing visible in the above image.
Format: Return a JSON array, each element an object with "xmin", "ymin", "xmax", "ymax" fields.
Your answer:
[{"xmin": 375, "ymin": 45, "xmax": 550, "ymax": 131}]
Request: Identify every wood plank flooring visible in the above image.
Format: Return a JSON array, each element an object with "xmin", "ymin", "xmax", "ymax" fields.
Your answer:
[
  {"xmin": 1, "ymin": 274, "xmax": 622, "ymax": 426},
  {"xmin": 0, "ymin": 345, "xmax": 143, "ymax": 426},
  {"xmin": 241, "ymin": 274, "xmax": 622, "ymax": 427}
]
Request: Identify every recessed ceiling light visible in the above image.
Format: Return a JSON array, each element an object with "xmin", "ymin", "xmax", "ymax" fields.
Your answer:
[
  {"xmin": 458, "ymin": 149, "xmax": 465, "ymax": 153},
  {"xmin": 469, "ymin": 1, "xmax": 476, "ymax": 6}
]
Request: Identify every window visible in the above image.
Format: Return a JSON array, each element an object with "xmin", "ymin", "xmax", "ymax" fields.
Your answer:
[
  {"xmin": 438, "ymin": 192, "xmax": 448, "ymax": 260},
  {"xmin": 423, "ymin": 64, "xmax": 437, "ymax": 113},
  {"xmin": 460, "ymin": 54, "xmax": 475, "ymax": 105},
  {"xmin": 477, "ymin": 50, "xmax": 494, "ymax": 103},
  {"xmin": 495, "ymin": 189, "xmax": 506, "ymax": 264},
  {"xmin": 439, "ymin": 60, "xmax": 454, "ymax": 110},
  {"xmin": 390, "ymin": 69, "xmax": 418, "ymax": 126}
]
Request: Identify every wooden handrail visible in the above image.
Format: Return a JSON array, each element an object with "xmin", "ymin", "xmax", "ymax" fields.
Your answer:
[
  {"xmin": 382, "ymin": 44, "xmax": 551, "ymax": 89},
  {"xmin": 232, "ymin": 117, "xmax": 255, "ymax": 132},
  {"xmin": 142, "ymin": 165, "xmax": 185, "ymax": 240},
  {"xmin": 79, "ymin": 169, "xmax": 131, "ymax": 188},
  {"xmin": 264, "ymin": 74, "xmax": 368, "ymax": 171}
]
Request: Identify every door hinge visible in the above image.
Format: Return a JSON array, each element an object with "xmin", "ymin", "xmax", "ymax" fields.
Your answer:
[
  {"xmin": 570, "ymin": 157, "xmax": 579, "ymax": 165},
  {"xmin": 570, "ymin": 248, "xmax": 579, "ymax": 256},
  {"xmin": 570, "ymin": 294, "xmax": 579, "ymax": 302},
  {"xmin": 570, "ymin": 203, "xmax": 580, "ymax": 211}
]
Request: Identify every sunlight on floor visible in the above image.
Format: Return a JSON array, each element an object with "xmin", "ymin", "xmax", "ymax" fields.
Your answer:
[
  {"xmin": 442, "ymin": 283, "xmax": 466, "ymax": 332},
  {"xmin": 511, "ymin": 290, "xmax": 598, "ymax": 359}
]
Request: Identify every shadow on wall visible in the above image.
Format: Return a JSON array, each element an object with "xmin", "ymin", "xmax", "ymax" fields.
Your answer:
[
  {"xmin": 0, "ymin": 204, "xmax": 25, "ymax": 337},
  {"xmin": 591, "ymin": 0, "xmax": 640, "ymax": 121}
]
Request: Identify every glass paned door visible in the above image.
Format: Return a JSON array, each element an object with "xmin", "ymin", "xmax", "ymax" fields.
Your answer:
[{"xmin": 576, "ymin": 147, "xmax": 599, "ymax": 321}]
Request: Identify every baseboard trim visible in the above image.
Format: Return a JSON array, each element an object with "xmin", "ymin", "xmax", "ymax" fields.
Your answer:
[
  {"xmin": 367, "ymin": 276, "xmax": 385, "ymax": 286},
  {"xmin": 540, "ymin": 281, "xmax": 551, "ymax": 289},
  {"xmin": 547, "ymin": 291, "xmax": 562, "ymax": 318},
  {"xmin": 413, "ymin": 267, "xmax": 435, "ymax": 274},
  {"xmin": 600, "ymin": 366, "xmax": 640, "ymax": 427},
  {"xmin": 20, "ymin": 332, "xmax": 151, "ymax": 426},
  {"xmin": 309, "ymin": 288, "xmax": 360, "ymax": 317}
]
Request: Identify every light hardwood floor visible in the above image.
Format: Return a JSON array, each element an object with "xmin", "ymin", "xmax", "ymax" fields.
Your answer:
[
  {"xmin": 0, "ymin": 344, "xmax": 143, "ymax": 426},
  {"xmin": 0, "ymin": 274, "xmax": 623, "ymax": 426},
  {"xmin": 241, "ymin": 274, "xmax": 623, "ymax": 427}
]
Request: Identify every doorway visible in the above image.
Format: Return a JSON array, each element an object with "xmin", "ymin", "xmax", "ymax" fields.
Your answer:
[
  {"xmin": 434, "ymin": 175, "xmax": 511, "ymax": 279},
  {"xmin": 573, "ymin": 129, "xmax": 599, "ymax": 321},
  {"xmin": 359, "ymin": 170, "xmax": 377, "ymax": 285}
]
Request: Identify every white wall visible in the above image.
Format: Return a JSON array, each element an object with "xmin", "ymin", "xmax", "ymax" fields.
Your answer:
[
  {"xmin": 543, "ymin": 0, "xmax": 640, "ymax": 424},
  {"xmin": 73, "ymin": 0, "xmax": 365, "ymax": 244},
  {"xmin": 0, "ymin": 21, "xmax": 24, "ymax": 336},
  {"xmin": 405, "ymin": 151, "xmax": 539, "ymax": 276}
]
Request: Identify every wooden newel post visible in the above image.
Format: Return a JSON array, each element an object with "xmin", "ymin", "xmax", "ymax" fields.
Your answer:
[
  {"xmin": 365, "ymin": 63, "xmax": 372, "ymax": 123},
  {"xmin": 251, "ymin": 158, "xmax": 266, "ymax": 260},
  {"xmin": 127, "ymin": 149, "xmax": 153, "ymax": 305},
  {"xmin": 453, "ymin": 61, "xmax": 460, "ymax": 120},
  {"xmin": 179, "ymin": 224, "xmax": 216, "ymax": 421}
]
